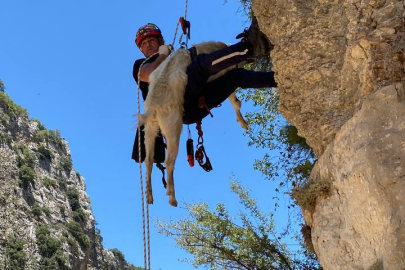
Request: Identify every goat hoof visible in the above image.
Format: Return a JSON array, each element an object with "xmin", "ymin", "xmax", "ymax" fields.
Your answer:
[
  {"xmin": 147, "ymin": 195, "xmax": 154, "ymax": 204},
  {"xmin": 169, "ymin": 197, "xmax": 178, "ymax": 207},
  {"xmin": 239, "ymin": 119, "xmax": 249, "ymax": 130}
]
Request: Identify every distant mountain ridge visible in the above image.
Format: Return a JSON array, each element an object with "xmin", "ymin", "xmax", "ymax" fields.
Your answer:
[{"xmin": 0, "ymin": 91, "xmax": 137, "ymax": 270}]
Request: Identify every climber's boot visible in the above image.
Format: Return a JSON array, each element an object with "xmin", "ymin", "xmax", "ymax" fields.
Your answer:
[{"xmin": 236, "ymin": 15, "xmax": 272, "ymax": 59}]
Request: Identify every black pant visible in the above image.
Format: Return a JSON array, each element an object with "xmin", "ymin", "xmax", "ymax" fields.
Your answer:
[{"xmin": 183, "ymin": 42, "xmax": 277, "ymax": 124}]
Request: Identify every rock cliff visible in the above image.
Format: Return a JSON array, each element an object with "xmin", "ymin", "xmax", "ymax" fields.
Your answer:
[
  {"xmin": 252, "ymin": 0, "xmax": 404, "ymax": 269},
  {"xmin": 0, "ymin": 92, "xmax": 135, "ymax": 269}
]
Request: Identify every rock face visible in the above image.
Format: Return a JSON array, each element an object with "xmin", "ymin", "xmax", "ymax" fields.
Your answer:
[
  {"xmin": 0, "ymin": 93, "xmax": 134, "ymax": 269},
  {"xmin": 252, "ymin": 0, "xmax": 404, "ymax": 269}
]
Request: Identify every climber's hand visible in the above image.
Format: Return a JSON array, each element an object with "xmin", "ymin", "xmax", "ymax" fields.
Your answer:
[{"xmin": 158, "ymin": 45, "xmax": 172, "ymax": 56}]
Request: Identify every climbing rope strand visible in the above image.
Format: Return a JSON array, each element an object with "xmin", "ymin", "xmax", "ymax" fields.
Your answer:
[
  {"xmin": 137, "ymin": 91, "xmax": 148, "ymax": 270},
  {"xmin": 146, "ymin": 201, "xmax": 151, "ymax": 270},
  {"xmin": 172, "ymin": 0, "xmax": 189, "ymax": 48},
  {"xmin": 171, "ymin": 20, "xmax": 181, "ymax": 48},
  {"xmin": 184, "ymin": 0, "xmax": 188, "ymax": 20},
  {"xmin": 137, "ymin": 59, "xmax": 154, "ymax": 270}
]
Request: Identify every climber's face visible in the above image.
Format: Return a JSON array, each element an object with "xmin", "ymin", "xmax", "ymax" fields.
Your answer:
[{"xmin": 140, "ymin": 36, "xmax": 160, "ymax": 57}]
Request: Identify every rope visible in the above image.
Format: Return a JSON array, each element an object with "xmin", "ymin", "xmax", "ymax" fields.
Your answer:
[
  {"xmin": 171, "ymin": 0, "xmax": 189, "ymax": 48},
  {"xmin": 137, "ymin": 75, "xmax": 148, "ymax": 270},
  {"xmin": 171, "ymin": 20, "xmax": 181, "ymax": 48},
  {"xmin": 137, "ymin": 56, "xmax": 156, "ymax": 270}
]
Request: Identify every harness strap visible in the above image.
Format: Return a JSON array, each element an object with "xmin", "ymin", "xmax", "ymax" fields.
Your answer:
[{"xmin": 198, "ymin": 96, "xmax": 213, "ymax": 118}]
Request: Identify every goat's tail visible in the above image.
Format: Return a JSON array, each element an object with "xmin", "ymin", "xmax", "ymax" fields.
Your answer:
[{"xmin": 136, "ymin": 110, "xmax": 152, "ymax": 127}]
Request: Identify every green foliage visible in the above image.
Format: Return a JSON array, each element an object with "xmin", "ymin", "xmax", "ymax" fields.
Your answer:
[
  {"xmin": 33, "ymin": 118, "xmax": 46, "ymax": 130},
  {"xmin": 42, "ymin": 177, "xmax": 58, "ymax": 189},
  {"xmin": 35, "ymin": 130, "xmax": 48, "ymax": 143},
  {"xmin": 73, "ymin": 208, "xmax": 88, "ymax": 224},
  {"xmin": 111, "ymin": 248, "xmax": 126, "ymax": 263},
  {"xmin": 280, "ymin": 125, "xmax": 311, "ymax": 151},
  {"xmin": 36, "ymin": 145, "xmax": 53, "ymax": 161},
  {"xmin": 31, "ymin": 203, "xmax": 51, "ymax": 218},
  {"xmin": 369, "ymin": 260, "xmax": 384, "ymax": 270},
  {"xmin": 129, "ymin": 266, "xmax": 144, "ymax": 270},
  {"xmin": 1, "ymin": 113, "xmax": 10, "ymax": 125},
  {"xmin": 4, "ymin": 237, "xmax": 26, "ymax": 270},
  {"xmin": 157, "ymin": 181, "xmax": 321, "ymax": 270},
  {"xmin": 66, "ymin": 235, "xmax": 80, "ymax": 257},
  {"xmin": 66, "ymin": 221, "xmax": 90, "ymax": 249},
  {"xmin": 59, "ymin": 155, "xmax": 72, "ymax": 171},
  {"xmin": 292, "ymin": 180, "xmax": 331, "ymax": 213},
  {"xmin": 300, "ymin": 224, "xmax": 316, "ymax": 255},
  {"xmin": 18, "ymin": 165, "xmax": 36, "ymax": 189},
  {"xmin": 67, "ymin": 187, "xmax": 80, "ymax": 211},
  {"xmin": 42, "ymin": 206, "xmax": 51, "ymax": 216},
  {"xmin": 238, "ymin": 83, "xmax": 316, "ymax": 199},
  {"xmin": 0, "ymin": 131, "xmax": 12, "ymax": 145},
  {"xmin": 36, "ymin": 225, "xmax": 69, "ymax": 270},
  {"xmin": 57, "ymin": 176, "xmax": 67, "ymax": 190},
  {"xmin": 66, "ymin": 186, "xmax": 88, "ymax": 226},
  {"xmin": 0, "ymin": 91, "xmax": 28, "ymax": 118},
  {"xmin": 31, "ymin": 203, "xmax": 43, "ymax": 217},
  {"xmin": 35, "ymin": 129, "xmax": 64, "ymax": 148},
  {"xmin": 15, "ymin": 144, "xmax": 35, "ymax": 168}
]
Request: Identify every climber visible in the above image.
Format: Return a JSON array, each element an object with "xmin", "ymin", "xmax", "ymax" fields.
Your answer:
[{"xmin": 131, "ymin": 19, "xmax": 277, "ymax": 162}]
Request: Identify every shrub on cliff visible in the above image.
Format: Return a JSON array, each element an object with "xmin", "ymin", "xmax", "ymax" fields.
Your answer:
[
  {"xmin": 4, "ymin": 237, "xmax": 26, "ymax": 270},
  {"xmin": 18, "ymin": 165, "xmax": 36, "ymax": 189},
  {"xmin": 36, "ymin": 145, "xmax": 53, "ymax": 161},
  {"xmin": 36, "ymin": 225, "xmax": 69, "ymax": 270},
  {"xmin": 67, "ymin": 221, "xmax": 90, "ymax": 249},
  {"xmin": 0, "ymin": 91, "xmax": 28, "ymax": 118}
]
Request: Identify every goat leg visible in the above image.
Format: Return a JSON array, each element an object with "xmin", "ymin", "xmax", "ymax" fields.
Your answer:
[
  {"xmin": 228, "ymin": 93, "xmax": 248, "ymax": 129},
  {"xmin": 144, "ymin": 124, "xmax": 159, "ymax": 204},
  {"xmin": 159, "ymin": 116, "xmax": 182, "ymax": 207}
]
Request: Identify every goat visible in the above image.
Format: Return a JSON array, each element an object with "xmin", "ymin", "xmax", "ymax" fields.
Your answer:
[{"xmin": 138, "ymin": 41, "xmax": 247, "ymax": 207}]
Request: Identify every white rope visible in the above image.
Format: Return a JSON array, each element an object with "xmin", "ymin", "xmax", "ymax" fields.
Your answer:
[
  {"xmin": 172, "ymin": 0, "xmax": 189, "ymax": 48},
  {"xmin": 137, "ymin": 54, "xmax": 157, "ymax": 270},
  {"xmin": 137, "ymin": 67, "xmax": 148, "ymax": 270}
]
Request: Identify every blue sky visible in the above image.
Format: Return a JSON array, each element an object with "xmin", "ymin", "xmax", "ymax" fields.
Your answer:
[{"xmin": 1, "ymin": 1, "xmax": 296, "ymax": 269}]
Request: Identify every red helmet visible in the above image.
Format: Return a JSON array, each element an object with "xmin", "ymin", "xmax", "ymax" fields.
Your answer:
[{"xmin": 135, "ymin": 23, "xmax": 164, "ymax": 48}]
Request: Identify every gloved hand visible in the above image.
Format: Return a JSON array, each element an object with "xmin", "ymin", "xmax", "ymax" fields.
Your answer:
[{"xmin": 158, "ymin": 45, "xmax": 172, "ymax": 56}]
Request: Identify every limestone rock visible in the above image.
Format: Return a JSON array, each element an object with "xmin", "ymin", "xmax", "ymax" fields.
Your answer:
[
  {"xmin": 253, "ymin": 0, "xmax": 404, "ymax": 269},
  {"xmin": 0, "ymin": 93, "xmax": 135, "ymax": 269}
]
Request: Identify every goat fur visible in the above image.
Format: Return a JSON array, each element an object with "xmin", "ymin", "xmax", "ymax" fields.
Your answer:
[{"xmin": 138, "ymin": 41, "xmax": 247, "ymax": 206}]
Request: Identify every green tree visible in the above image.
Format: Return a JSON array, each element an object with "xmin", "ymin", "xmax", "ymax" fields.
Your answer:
[
  {"xmin": 157, "ymin": 181, "xmax": 321, "ymax": 270},
  {"xmin": 238, "ymin": 86, "xmax": 316, "ymax": 195}
]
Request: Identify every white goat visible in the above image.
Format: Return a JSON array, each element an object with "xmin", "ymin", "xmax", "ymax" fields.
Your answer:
[{"xmin": 138, "ymin": 41, "xmax": 247, "ymax": 207}]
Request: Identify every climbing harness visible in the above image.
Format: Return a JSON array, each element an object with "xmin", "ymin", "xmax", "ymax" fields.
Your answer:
[{"xmin": 198, "ymin": 96, "xmax": 214, "ymax": 118}]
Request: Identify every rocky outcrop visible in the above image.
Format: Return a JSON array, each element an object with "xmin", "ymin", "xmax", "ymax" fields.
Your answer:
[
  {"xmin": 0, "ymin": 93, "xmax": 135, "ymax": 269},
  {"xmin": 253, "ymin": 0, "xmax": 404, "ymax": 269}
]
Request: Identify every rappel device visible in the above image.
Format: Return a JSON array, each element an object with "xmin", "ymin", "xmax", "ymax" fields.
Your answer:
[{"xmin": 186, "ymin": 121, "xmax": 213, "ymax": 172}]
